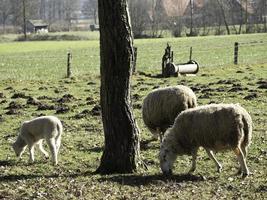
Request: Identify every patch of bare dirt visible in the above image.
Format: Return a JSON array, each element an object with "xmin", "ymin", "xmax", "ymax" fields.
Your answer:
[
  {"xmin": 37, "ymin": 103, "xmax": 55, "ymax": 111},
  {"xmin": 57, "ymin": 94, "xmax": 76, "ymax": 103},
  {"xmin": 91, "ymin": 105, "xmax": 101, "ymax": 116},
  {"xmin": 37, "ymin": 95, "xmax": 55, "ymax": 100},
  {"xmin": 0, "ymin": 100, "xmax": 7, "ymax": 104},
  {"xmin": 11, "ymin": 92, "xmax": 29, "ymax": 99},
  {"xmin": 257, "ymin": 80, "xmax": 267, "ymax": 89},
  {"xmin": 55, "ymin": 104, "xmax": 70, "ymax": 114},
  {"xmin": 0, "ymin": 114, "xmax": 4, "ymax": 122},
  {"xmin": 244, "ymin": 93, "xmax": 258, "ymax": 100},
  {"xmin": 228, "ymin": 84, "xmax": 248, "ymax": 92},
  {"xmin": 6, "ymin": 101, "xmax": 23, "ymax": 110},
  {"xmin": 87, "ymin": 82, "xmax": 96, "ymax": 85},
  {"xmin": 38, "ymin": 86, "xmax": 48, "ymax": 90},
  {"xmin": 4, "ymin": 86, "xmax": 13, "ymax": 90},
  {"xmin": 5, "ymin": 109, "xmax": 21, "ymax": 115},
  {"xmin": 132, "ymin": 94, "xmax": 140, "ymax": 101},
  {"xmin": 216, "ymin": 79, "xmax": 238, "ymax": 85},
  {"xmin": 0, "ymin": 92, "xmax": 5, "ymax": 98},
  {"xmin": 133, "ymin": 103, "xmax": 142, "ymax": 110},
  {"xmin": 26, "ymin": 97, "xmax": 41, "ymax": 106},
  {"xmin": 73, "ymin": 109, "xmax": 91, "ymax": 119}
]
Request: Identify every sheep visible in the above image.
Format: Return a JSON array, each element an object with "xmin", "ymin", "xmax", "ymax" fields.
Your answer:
[
  {"xmin": 159, "ymin": 104, "xmax": 252, "ymax": 177},
  {"xmin": 12, "ymin": 116, "xmax": 63, "ymax": 165},
  {"xmin": 142, "ymin": 85, "xmax": 197, "ymax": 142}
]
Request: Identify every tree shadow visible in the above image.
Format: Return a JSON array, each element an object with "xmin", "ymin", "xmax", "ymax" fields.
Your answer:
[
  {"xmin": 98, "ymin": 173, "xmax": 206, "ymax": 186},
  {"xmin": 0, "ymin": 167, "xmax": 95, "ymax": 183},
  {"xmin": 138, "ymin": 71, "xmax": 163, "ymax": 79},
  {"xmin": 0, "ymin": 160, "xmax": 16, "ymax": 167},
  {"xmin": 140, "ymin": 139, "xmax": 159, "ymax": 151},
  {"xmin": 84, "ymin": 146, "xmax": 103, "ymax": 153}
]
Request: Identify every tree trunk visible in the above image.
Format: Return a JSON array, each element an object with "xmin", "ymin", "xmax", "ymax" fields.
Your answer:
[
  {"xmin": 189, "ymin": 0, "xmax": 194, "ymax": 36},
  {"xmin": 96, "ymin": 0, "xmax": 141, "ymax": 174},
  {"xmin": 245, "ymin": 0, "xmax": 248, "ymax": 33},
  {"xmin": 93, "ymin": 9, "xmax": 97, "ymax": 24},
  {"xmin": 238, "ymin": 0, "xmax": 243, "ymax": 34},
  {"xmin": 216, "ymin": 0, "xmax": 230, "ymax": 35},
  {"xmin": 22, "ymin": 0, "xmax": 27, "ymax": 40}
]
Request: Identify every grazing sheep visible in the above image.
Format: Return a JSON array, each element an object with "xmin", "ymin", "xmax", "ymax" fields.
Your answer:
[
  {"xmin": 142, "ymin": 85, "xmax": 197, "ymax": 141},
  {"xmin": 12, "ymin": 116, "xmax": 63, "ymax": 165},
  {"xmin": 160, "ymin": 104, "xmax": 252, "ymax": 177}
]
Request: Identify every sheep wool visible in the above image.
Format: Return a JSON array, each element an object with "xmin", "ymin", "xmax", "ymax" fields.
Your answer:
[
  {"xmin": 12, "ymin": 116, "xmax": 63, "ymax": 165},
  {"xmin": 142, "ymin": 85, "xmax": 197, "ymax": 141},
  {"xmin": 160, "ymin": 103, "xmax": 252, "ymax": 177}
]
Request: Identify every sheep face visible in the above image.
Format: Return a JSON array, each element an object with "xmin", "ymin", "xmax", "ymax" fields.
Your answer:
[
  {"xmin": 159, "ymin": 147, "xmax": 176, "ymax": 175},
  {"xmin": 12, "ymin": 137, "xmax": 27, "ymax": 158},
  {"xmin": 12, "ymin": 142, "xmax": 26, "ymax": 158}
]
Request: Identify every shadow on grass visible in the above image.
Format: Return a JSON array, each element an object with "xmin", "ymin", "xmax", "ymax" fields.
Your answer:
[
  {"xmin": 86, "ymin": 146, "xmax": 103, "ymax": 153},
  {"xmin": 98, "ymin": 173, "xmax": 205, "ymax": 186},
  {"xmin": 138, "ymin": 71, "xmax": 163, "ymax": 79},
  {"xmin": 0, "ymin": 166, "xmax": 95, "ymax": 183},
  {"xmin": 0, "ymin": 160, "xmax": 16, "ymax": 167},
  {"xmin": 86, "ymin": 139, "xmax": 159, "ymax": 153},
  {"xmin": 140, "ymin": 139, "xmax": 159, "ymax": 151}
]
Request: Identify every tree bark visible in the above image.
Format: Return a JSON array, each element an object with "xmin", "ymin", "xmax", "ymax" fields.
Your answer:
[
  {"xmin": 22, "ymin": 0, "xmax": 27, "ymax": 40},
  {"xmin": 96, "ymin": 0, "xmax": 141, "ymax": 174},
  {"xmin": 216, "ymin": 0, "xmax": 230, "ymax": 35}
]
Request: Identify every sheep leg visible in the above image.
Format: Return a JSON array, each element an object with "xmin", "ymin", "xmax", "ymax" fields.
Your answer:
[
  {"xmin": 55, "ymin": 135, "xmax": 61, "ymax": 155},
  {"xmin": 47, "ymin": 138, "xmax": 57, "ymax": 165},
  {"xmin": 241, "ymin": 144, "xmax": 247, "ymax": 158},
  {"xmin": 237, "ymin": 144, "xmax": 248, "ymax": 175},
  {"xmin": 159, "ymin": 132, "xmax": 163, "ymax": 143},
  {"xmin": 205, "ymin": 149, "xmax": 222, "ymax": 173},
  {"xmin": 152, "ymin": 127, "xmax": 161, "ymax": 141},
  {"xmin": 38, "ymin": 140, "xmax": 49, "ymax": 159},
  {"xmin": 189, "ymin": 149, "xmax": 198, "ymax": 173},
  {"xmin": 234, "ymin": 147, "xmax": 249, "ymax": 177},
  {"xmin": 28, "ymin": 144, "xmax": 35, "ymax": 163}
]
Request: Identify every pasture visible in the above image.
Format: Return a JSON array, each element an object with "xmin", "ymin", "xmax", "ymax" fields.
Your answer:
[{"xmin": 0, "ymin": 33, "xmax": 266, "ymax": 199}]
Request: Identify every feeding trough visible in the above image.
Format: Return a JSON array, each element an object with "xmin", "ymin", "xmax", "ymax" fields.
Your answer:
[
  {"xmin": 162, "ymin": 44, "xmax": 199, "ymax": 77},
  {"xmin": 165, "ymin": 60, "xmax": 199, "ymax": 77}
]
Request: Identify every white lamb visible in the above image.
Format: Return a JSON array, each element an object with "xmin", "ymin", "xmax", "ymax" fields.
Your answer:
[
  {"xmin": 142, "ymin": 85, "xmax": 197, "ymax": 142},
  {"xmin": 12, "ymin": 116, "xmax": 63, "ymax": 165},
  {"xmin": 160, "ymin": 104, "xmax": 252, "ymax": 177}
]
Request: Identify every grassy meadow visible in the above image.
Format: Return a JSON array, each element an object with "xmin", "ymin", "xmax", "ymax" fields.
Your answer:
[{"xmin": 0, "ymin": 33, "xmax": 266, "ymax": 199}]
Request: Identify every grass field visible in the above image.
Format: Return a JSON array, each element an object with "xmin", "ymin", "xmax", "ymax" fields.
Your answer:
[{"xmin": 0, "ymin": 33, "xmax": 267, "ymax": 199}]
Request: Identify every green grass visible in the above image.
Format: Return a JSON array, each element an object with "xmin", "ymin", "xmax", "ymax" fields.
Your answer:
[
  {"xmin": 0, "ymin": 33, "xmax": 266, "ymax": 80},
  {"xmin": 0, "ymin": 33, "xmax": 267, "ymax": 199}
]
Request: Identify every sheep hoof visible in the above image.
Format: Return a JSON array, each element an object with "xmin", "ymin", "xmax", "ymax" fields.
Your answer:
[
  {"xmin": 27, "ymin": 161, "xmax": 34, "ymax": 165},
  {"xmin": 217, "ymin": 166, "xmax": 223, "ymax": 173},
  {"xmin": 242, "ymin": 171, "xmax": 250, "ymax": 178},
  {"xmin": 242, "ymin": 173, "xmax": 249, "ymax": 178},
  {"xmin": 236, "ymin": 168, "xmax": 244, "ymax": 175}
]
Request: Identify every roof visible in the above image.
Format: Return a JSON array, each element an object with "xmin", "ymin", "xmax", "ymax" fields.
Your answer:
[
  {"xmin": 238, "ymin": 0, "xmax": 255, "ymax": 14},
  {"xmin": 156, "ymin": 0, "xmax": 255, "ymax": 17},
  {"xmin": 156, "ymin": 0, "xmax": 205, "ymax": 17},
  {"xmin": 27, "ymin": 20, "xmax": 48, "ymax": 27}
]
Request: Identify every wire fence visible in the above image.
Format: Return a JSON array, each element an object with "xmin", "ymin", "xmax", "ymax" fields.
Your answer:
[{"xmin": 0, "ymin": 39, "xmax": 266, "ymax": 80}]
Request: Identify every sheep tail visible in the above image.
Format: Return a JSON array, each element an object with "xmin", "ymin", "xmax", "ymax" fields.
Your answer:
[
  {"xmin": 242, "ymin": 114, "xmax": 252, "ymax": 147},
  {"xmin": 56, "ymin": 122, "xmax": 63, "ymax": 137}
]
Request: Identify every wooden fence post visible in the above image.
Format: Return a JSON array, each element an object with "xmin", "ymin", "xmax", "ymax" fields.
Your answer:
[
  {"xmin": 132, "ymin": 47, "xmax": 137, "ymax": 73},
  {"xmin": 189, "ymin": 47, "xmax": 193, "ymax": 61},
  {"xmin": 234, "ymin": 42, "xmax": 239, "ymax": 65},
  {"xmin": 67, "ymin": 51, "xmax": 72, "ymax": 78}
]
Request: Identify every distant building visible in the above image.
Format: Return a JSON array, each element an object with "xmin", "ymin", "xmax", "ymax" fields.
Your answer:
[{"xmin": 26, "ymin": 20, "xmax": 49, "ymax": 33}]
